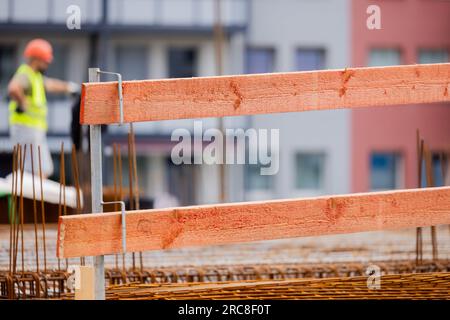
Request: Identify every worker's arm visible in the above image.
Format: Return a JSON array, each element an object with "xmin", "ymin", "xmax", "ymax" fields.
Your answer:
[
  {"xmin": 7, "ymin": 78, "xmax": 28, "ymax": 111},
  {"xmin": 44, "ymin": 77, "xmax": 79, "ymax": 95}
]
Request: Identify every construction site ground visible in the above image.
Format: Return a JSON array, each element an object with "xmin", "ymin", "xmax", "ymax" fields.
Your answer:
[{"xmin": 1, "ymin": 224, "xmax": 449, "ymax": 271}]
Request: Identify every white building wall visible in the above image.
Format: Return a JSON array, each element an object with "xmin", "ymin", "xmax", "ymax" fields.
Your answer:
[{"xmin": 245, "ymin": 0, "xmax": 351, "ymax": 199}]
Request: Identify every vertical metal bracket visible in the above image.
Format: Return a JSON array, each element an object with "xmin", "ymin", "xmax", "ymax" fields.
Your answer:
[
  {"xmin": 95, "ymin": 69, "xmax": 127, "ymax": 253},
  {"xmin": 101, "ymin": 200, "xmax": 127, "ymax": 253},
  {"xmin": 97, "ymin": 70, "xmax": 124, "ymax": 126}
]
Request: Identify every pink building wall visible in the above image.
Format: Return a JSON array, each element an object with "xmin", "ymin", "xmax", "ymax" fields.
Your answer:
[{"xmin": 351, "ymin": 0, "xmax": 450, "ymax": 192}]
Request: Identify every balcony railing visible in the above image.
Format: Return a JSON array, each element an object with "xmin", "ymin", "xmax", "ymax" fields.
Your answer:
[{"xmin": 0, "ymin": 0, "xmax": 248, "ymax": 28}]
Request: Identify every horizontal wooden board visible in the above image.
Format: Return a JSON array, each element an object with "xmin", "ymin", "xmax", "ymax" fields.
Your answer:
[
  {"xmin": 80, "ymin": 63, "xmax": 450, "ymax": 125},
  {"xmin": 57, "ymin": 186, "xmax": 450, "ymax": 258}
]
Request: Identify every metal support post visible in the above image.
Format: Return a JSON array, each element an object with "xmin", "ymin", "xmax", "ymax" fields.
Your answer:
[{"xmin": 88, "ymin": 67, "xmax": 105, "ymax": 300}]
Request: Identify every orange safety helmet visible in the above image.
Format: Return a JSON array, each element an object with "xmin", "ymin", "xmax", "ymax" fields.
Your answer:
[{"xmin": 23, "ymin": 38, "xmax": 53, "ymax": 64}]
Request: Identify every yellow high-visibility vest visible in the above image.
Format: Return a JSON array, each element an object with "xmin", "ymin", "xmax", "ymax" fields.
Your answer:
[{"xmin": 9, "ymin": 64, "xmax": 47, "ymax": 131}]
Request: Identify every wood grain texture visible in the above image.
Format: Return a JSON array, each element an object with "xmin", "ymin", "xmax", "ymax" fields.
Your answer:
[
  {"xmin": 57, "ymin": 186, "xmax": 450, "ymax": 258},
  {"xmin": 80, "ymin": 63, "xmax": 450, "ymax": 125}
]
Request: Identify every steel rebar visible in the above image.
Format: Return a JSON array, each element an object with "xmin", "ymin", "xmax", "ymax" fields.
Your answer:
[{"xmin": 38, "ymin": 146, "xmax": 47, "ymax": 273}]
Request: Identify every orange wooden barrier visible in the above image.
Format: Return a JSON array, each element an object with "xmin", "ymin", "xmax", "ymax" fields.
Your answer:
[
  {"xmin": 80, "ymin": 63, "xmax": 450, "ymax": 125},
  {"xmin": 65, "ymin": 63, "xmax": 450, "ymax": 259},
  {"xmin": 57, "ymin": 187, "xmax": 450, "ymax": 258}
]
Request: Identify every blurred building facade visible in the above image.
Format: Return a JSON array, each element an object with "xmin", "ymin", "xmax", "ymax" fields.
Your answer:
[
  {"xmin": 0, "ymin": 0, "xmax": 249, "ymax": 206},
  {"xmin": 0, "ymin": 0, "xmax": 448, "ymax": 206},
  {"xmin": 351, "ymin": 0, "xmax": 450, "ymax": 192}
]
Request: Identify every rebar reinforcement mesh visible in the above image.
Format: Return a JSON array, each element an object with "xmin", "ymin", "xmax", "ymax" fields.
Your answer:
[
  {"xmin": 61, "ymin": 272, "xmax": 450, "ymax": 300},
  {"xmin": 2, "ymin": 260, "xmax": 449, "ymax": 299}
]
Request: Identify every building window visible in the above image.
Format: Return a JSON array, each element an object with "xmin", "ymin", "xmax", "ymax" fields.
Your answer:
[
  {"xmin": 370, "ymin": 152, "xmax": 402, "ymax": 190},
  {"xmin": 420, "ymin": 153, "xmax": 447, "ymax": 187},
  {"xmin": 49, "ymin": 153, "xmax": 74, "ymax": 186},
  {"xmin": 418, "ymin": 49, "xmax": 448, "ymax": 64},
  {"xmin": 295, "ymin": 153, "xmax": 325, "ymax": 190},
  {"xmin": 46, "ymin": 43, "xmax": 68, "ymax": 80},
  {"xmin": 0, "ymin": 45, "xmax": 17, "ymax": 97},
  {"xmin": 296, "ymin": 48, "xmax": 325, "ymax": 71},
  {"xmin": 432, "ymin": 153, "xmax": 447, "ymax": 187},
  {"xmin": 368, "ymin": 49, "xmax": 401, "ymax": 67},
  {"xmin": 245, "ymin": 48, "xmax": 275, "ymax": 74},
  {"xmin": 115, "ymin": 45, "xmax": 148, "ymax": 80},
  {"xmin": 168, "ymin": 47, "xmax": 197, "ymax": 78},
  {"xmin": 46, "ymin": 43, "xmax": 69, "ymax": 101},
  {"xmin": 245, "ymin": 164, "xmax": 273, "ymax": 191},
  {"xmin": 167, "ymin": 160, "xmax": 192, "ymax": 206}
]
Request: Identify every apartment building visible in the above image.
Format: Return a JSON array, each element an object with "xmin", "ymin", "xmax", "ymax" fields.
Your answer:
[
  {"xmin": 0, "ymin": 0, "xmax": 354, "ymax": 206},
  {"xmin": 0, "ymin": 0, "xmax": 247, "ymax": 206},
  {"xmin": 243, "ymin": 0, "xmax": 351, "ymax": 201},
  {"xmin": 2, "ymin": 0, "xmax": 446, "ymax": 207},
  {"xmin": 351, "ymin": 0, "xmax": 450, "ymax": 192}
]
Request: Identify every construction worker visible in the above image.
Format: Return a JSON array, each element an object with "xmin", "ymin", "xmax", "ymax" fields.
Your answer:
[{"xmin": 8, "ymin": 38, "xmax": 79, "ymax": 178}]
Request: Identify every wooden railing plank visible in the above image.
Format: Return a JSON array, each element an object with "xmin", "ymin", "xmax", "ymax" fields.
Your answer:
[
  {"xmin": 57, "ymin": 186, "xmax": 450, "ymax": 258},
  {"xmin": 80, "ymin": 63, "xmax": 450, "ymax": 125}
]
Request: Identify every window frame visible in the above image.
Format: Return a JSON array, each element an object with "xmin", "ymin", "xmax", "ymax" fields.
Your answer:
[
  {"xmin": 293, "ymin": 151, "xmax": 327, "ymax": 195},
  {"xmin": 367, "ymin": 47, "xmax": 403, "ymax": 67},
  {"xmin": 0, "ymin": 43, "xmax": 18, "ymax": 98},
  {"xmin": 295, "ymin": 47, "xmax": 327, "ymax": 71},
  {"xmin": 417, "ymin": 48, "xmax": 449, "ymax": 64},
  {"xmin": 245, "ymin": 46, "xmax": 276, "ymax": 74},
  {"xmin": 369, "ymin": 151, "xmax": 404, "ymax": 191},
  {"xmin": 114, "ymin": 44, "xmax": 149, "ymax": 81},
  {"xmin": 167, "ymin": 46, "xmax": 198, "ymax": 79}
]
